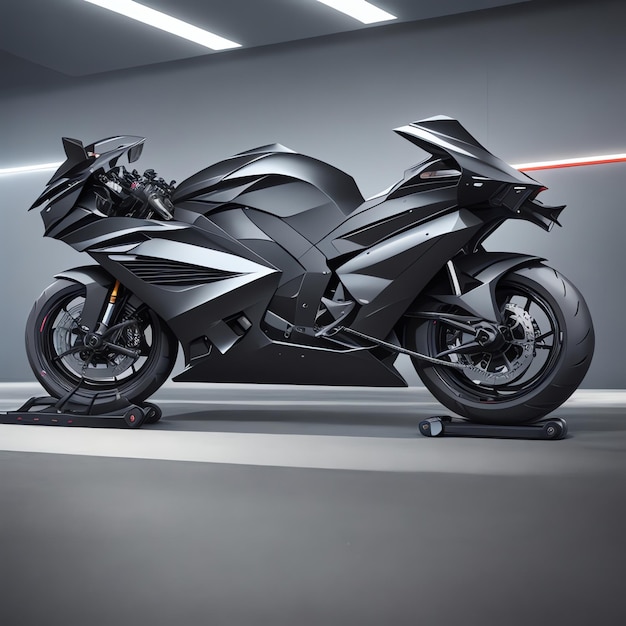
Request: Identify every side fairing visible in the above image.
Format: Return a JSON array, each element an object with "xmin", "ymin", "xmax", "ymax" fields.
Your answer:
[
  {"xmin": 59, "ymin": 214, "xmax": 281, "ymax": 365},
  {"xmin": 334, "ymin": 210, "xmax": 483, "ymax": 337}
]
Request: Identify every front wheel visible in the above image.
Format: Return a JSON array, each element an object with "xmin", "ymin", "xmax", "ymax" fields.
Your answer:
[
  {"xmin": 406, "ymin": 265, "xmax": 594, "ymax": 424},
  {"xmin": 25, "ymin": 279, "xmax": 178, "ymax": 407}
]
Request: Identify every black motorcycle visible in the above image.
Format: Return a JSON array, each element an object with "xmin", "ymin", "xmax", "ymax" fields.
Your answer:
[{"xmin": 26, "ymin": 115, "xmax": 594, "ymax": 424}]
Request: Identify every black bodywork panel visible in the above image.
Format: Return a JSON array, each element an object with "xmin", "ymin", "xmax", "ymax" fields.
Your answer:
[{"xmin": 31, "ymin": 116, "xmax": 564, "ymax": 385}]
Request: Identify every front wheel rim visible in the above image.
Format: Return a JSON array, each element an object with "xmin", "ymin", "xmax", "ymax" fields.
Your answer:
[{"xmin": 37, "ymin": 286, "xmax": 163, "ymax": 395}]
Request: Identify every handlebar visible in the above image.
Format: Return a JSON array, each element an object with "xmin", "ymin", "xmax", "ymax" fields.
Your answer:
[
  {"xmin": 100, "ymin": 167, "xmax": 175, "ymax": 220},
  {"xmin": 146, "ymin": 189, "xmax": 174, "ymax": 220}
]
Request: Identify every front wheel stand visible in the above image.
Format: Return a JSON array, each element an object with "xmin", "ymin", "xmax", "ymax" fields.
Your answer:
[
  {"xmin": 418, "ymin": 415, "xmax": 568, "ymax": 440},
  {"xmin": 0, "ymin": 395, "xmax": 161, "ymax": 429}
]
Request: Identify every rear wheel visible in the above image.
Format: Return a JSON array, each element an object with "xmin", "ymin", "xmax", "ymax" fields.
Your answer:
[
  {"xmin": 26, "ymin": 280, "xmax": 177, "ymax": 407},
  {"xmin": 406, "ymin": 265, "xmax": 594, "ymax": 424}
]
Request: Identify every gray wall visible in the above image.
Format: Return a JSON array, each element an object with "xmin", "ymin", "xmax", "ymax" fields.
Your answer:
[{"xmin": 1, "ymin": 0, "xmax": 625, "ymax": 386}]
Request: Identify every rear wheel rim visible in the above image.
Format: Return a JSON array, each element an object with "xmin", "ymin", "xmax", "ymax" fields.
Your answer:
[{"xmin": 427, "ymin": 280, "xmax": 564, "ymax": 404}]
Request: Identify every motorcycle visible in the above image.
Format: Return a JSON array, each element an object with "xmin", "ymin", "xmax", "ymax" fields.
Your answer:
[{"xmin": 26, "ymin": 115, "xmax": 594, "ymax": 424}]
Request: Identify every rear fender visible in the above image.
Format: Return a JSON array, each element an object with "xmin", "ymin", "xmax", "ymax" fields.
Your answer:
[{"xmin": 410, "ymin": 252, "xmax": 544, "ymax": 322}]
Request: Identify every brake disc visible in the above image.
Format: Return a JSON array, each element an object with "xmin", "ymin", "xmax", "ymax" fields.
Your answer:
[
  {"xmin": 53, "ymin": 302, "xmax": 138, "ymax": 380},
  {"xmin": 458, "ymin": 303, "xmax": 536, "ymax": 386}
]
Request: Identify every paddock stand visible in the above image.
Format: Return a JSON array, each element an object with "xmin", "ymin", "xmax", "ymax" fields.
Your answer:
[
  {"xmin": 0, "ymin": 391, "xmax": 162, "ymax": 429},
  {"xmin": 418, "ymin": 415, "xmax": 568, "ymax": 440}
]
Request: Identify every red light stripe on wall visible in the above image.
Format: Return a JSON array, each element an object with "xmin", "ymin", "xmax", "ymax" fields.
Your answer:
[{"xmin": 513, "ymin": 154, "xmax": 626, "ymax": 172}]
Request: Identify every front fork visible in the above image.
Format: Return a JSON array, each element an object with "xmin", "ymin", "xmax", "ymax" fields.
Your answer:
[
  {"xmin": 94, "ymin": 280, "xmax": 121, "ymax": 335},
  {"xmin": 81, "ymin": 280, "xmax": 140, "ymax": 359},
  {"xmin": 54, "ymin": 268, "xmax": 140, "ymax": 355}
]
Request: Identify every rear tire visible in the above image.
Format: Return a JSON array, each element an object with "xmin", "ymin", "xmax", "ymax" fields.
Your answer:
[
  {"xmin": 406, "ymin": 265, "xmax": 594, "ymax": 424},
  {"xmin": 25, "ymin": 279, "xmax": 177, "ymax": 407}
]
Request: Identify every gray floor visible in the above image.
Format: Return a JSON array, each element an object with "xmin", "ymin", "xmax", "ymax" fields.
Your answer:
[{"xmin": 1, "ymin": 384, "xmax": 625, "ymax": 626}]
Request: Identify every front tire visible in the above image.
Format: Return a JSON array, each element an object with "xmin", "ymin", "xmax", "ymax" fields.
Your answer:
[
  {"xmin": 26, "ymin": 279, "xmax": 178, "ymax": 407},
  {"xmin": 406, "ymin": 265, "xmax": 594, "ymax": 424}
]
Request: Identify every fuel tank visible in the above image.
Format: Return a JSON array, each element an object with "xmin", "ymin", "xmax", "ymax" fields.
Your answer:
[{"xmin": 172, "ymin": 144, "xmax": 364, "ymax": 245}]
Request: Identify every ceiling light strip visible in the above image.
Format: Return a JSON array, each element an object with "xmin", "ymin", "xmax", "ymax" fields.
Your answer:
[
  {"xmin": 514, "ymin": 154, "xmax": 626, "ymax": 171},
  {"xmin": 83, "ymin": 0, "xmax": 240, "ymax": 50},
  {"xmin": 0, "ymin": 162, "xmax": 63, "ymax": 176},
  {"xmin": 315, "ymin": 0, "xmax": 397, "ymax": 24}
]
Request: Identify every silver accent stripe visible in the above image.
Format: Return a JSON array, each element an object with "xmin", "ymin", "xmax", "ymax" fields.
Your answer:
[{"xmin": 446, "ymin": 260, "xmax": 462, "ymax": 296}]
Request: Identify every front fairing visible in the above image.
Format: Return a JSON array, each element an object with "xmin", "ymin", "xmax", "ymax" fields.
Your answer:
[{"xmin": 30, "ymin": 135, "xmax": 145, "ymax": 234}]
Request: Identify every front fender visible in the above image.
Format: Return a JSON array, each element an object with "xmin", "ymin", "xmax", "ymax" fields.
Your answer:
[
  {"xmin": 55, "ymin": 266, "xmax": 115, "ymax": 332},
  {"xmin": 412, "ymin": 252, "xmax": 544, "ymax": 322}
]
